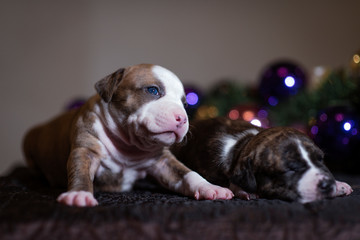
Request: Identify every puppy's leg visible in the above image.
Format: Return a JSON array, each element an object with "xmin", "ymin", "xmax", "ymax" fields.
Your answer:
[
  {"xmin": 334, "ymin": 180, "xmax": 353, "ymax": 197},
  {"xmin": 57, "ymin": 147, "xmax": 100, "ymax": 207},
  {"xmin": 149, "ymin": 149, "xmax": 234, "ymax": 200}
]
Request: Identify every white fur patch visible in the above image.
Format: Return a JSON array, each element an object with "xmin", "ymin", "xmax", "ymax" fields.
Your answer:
[
  {"xmin": 93, "ymin": 118, "xmax": 122, "ymax": 173},
  {"xmin": 152, "ymin": 65, "xmax": 184, "ymax": 98},
  {"xmin": 121, "ymin": 168, "xmax": 147, "ymax": 191},
  {"xmin": 173, "ymin": 171, "xmax": 206, "ymax": 192},
  {"xmin": 296, "ymin": 139, "xmax": 326, "ymax": 203},
  {"xmin": 222, "ymin": 137, "xmax": 238, "ymax": 160},
  {"xmin": 219, "ymin": 129, "xmax": 260, "ymax": 164},
  {"xmin": 184, "ymin": 171, "xmax": 208, "ymax": 184}
]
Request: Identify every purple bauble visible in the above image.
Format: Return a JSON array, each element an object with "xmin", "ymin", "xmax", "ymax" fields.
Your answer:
[
  {"xmin": 309, "ymin": 105, "xmax": 360, "ymax": 173},
  {"xmin": 184, "ymin": 86, "xmax": 202, "ymax": 119},
  {"xmin": 258, "ymin": 60, "xmax": 307, "ymax": 106}
]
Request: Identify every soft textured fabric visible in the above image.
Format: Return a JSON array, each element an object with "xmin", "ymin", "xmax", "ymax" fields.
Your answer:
[{"xmin": 1, "ymin": 167, "xmax": 360, "ymax": 240}]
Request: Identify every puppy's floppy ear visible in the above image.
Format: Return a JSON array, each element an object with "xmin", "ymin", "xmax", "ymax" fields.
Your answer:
[
  {"xmin": 230, "ymin": 157, "xmax": 257, "ymax": 193},
  {"xmin": 95, "ymin": 68, "xmax": 125, "ymax": 102}
]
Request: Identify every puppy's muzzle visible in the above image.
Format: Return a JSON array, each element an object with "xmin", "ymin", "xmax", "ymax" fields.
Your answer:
[{"xmin": 318, "ymin": 178, "xmax": 336, "ymax": 195}]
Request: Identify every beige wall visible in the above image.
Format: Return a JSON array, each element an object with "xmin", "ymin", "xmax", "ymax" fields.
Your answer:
[{"xmin": 1, "ymin": 0, "xmax": 360, "ymax": 174}]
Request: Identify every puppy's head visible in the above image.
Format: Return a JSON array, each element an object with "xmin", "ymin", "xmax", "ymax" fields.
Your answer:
[
  {"xmin": 248, "ymin": 127, "xmax": 336, "ymax": 203},
  {"xmin": 95, "ymin": 64, "xmax": 189, "ymax": 149}
]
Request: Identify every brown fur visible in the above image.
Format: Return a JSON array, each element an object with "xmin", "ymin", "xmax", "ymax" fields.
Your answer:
[
  {"xmin": 171, "ymin": 117, "xmax": 336, "ymax": 201},
  {"xmin": 22, "ymin": 64, "xmax": 169, "ymax": 191},
  {"xmin": 23, "ymin": 65, "xmax": 235, "ymax": 206}
]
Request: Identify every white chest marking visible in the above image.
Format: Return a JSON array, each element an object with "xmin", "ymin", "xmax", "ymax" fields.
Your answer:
[
  {"xmin": 93, "ymin": 118, "xmax": 122, "ymax": 173},
  {"xmin": 121, "ymin": 168, "xmax": 147, "ymax": 191}
]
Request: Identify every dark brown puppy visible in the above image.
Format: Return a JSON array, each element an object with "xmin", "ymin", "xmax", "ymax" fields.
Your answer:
[{"xmin": 171, "ymin": 117, "xmax": 353, "ymax": 203}]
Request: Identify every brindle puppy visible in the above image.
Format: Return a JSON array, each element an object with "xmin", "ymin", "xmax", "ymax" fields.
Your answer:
[{"xmin": 171, "ymin": 117, "xmax": 353, "ymax": 203}]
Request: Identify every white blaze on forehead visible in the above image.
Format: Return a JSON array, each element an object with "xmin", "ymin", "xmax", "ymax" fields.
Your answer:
[
  {"xmin": 297, "ymin": 140, "xmax": 317, "ymax": 169},
  {"xmin": 151, "ymin": 65, "xmax": 184, "ymax": 100},
  {"xmin": 296, "ymin": 139, "xmax": 324, "ymax": 203}
]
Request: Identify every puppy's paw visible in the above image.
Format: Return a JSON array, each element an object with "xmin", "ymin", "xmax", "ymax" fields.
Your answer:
[
  {"xmin": 194, "ymin": 183, "xmax": 234, "ymax": 200},
  {"xmin": 335, "ymin": 180, "xmax": 353, "ymax": 196},
  {"xmin": 234, "ymin": 191, "xmax": 259, "ymax": 200},
  {"xmin": 183, "ymin": 171, "xmax": 233, "ymax": 200},
  {"xmin": 229, "ymin": 183, "xmax": 258, "ymax": 200},
  {"xmin": 57, "ymin": 191, "xmax": 98, "ymax": 207}
]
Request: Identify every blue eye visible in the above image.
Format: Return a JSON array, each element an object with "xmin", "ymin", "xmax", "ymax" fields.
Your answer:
[{"xmin": 147, "ymin": 86, "xmax": 159, "ymax": 96}]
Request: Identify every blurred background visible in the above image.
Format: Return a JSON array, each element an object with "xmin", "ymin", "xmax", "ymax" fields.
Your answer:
[{"xmin": 1, "ymin": 1, "xmax": 360, "ymax": 174}]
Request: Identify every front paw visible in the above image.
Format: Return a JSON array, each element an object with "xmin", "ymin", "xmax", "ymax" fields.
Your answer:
[
  {"xmin": 194, "ymin": 183, "xmax": 234, "ymax": 200},
  {"xmin": 335, "ymin": 180, "xmax": 353, "ymax": 196},
  {"xmin": 229, "ymin": 183, "xmax": 258, "ymax": 200},
  {"xmin": 57, "ymin": 191, "xmax": 98, "ymax": 207},
  {"xmin": 234, "ymin": 190, "xmax": 259, "ymax": 200},
  {"xmin": 183, "ymin": 171, "xmax": 234, "ymax": 200}
]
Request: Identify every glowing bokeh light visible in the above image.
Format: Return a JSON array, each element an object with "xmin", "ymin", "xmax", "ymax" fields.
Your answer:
[
  {"xmin": 343, "ymin": 122, "xmax": 352, "ymax": 131},
  {"xmin": 242, "ymin": 111, "xmax": 255, "ymax": 121},
  {"xmin": 258, "ymin": 109, "xmax": 268, "ymax": 118},
  {"xmin": 352, "ymin": 128, "xmax": 358, "ymax": 135},
  {"xmin": 335, "ymin": 113, "xmax": 344, "ymax": 122},
  {"xmin": 186, "ymin": 92, "xmax": 199, "ymax": 106},
  {"xmin": 228, "ymin": 109, "xmax": 239, "ymax": 120},
  {"xmin": 353, "ymin": 54, "xmax": 360, "ymax": 64},
  {"xmin": 284, "ymin": 76, "xmax": 295, "ymax": 88},
  {"xmin": 268, "ymin": 96, "xmax": 279, "ymax": 106},
  {"xmin": 314, "ymin": 66, "xmax": 326, "ymax": 77},
  {"xmin": 250, "ymin": 119, "xmax": 262, "ymax": 127},
  {"xmin": 311, "ymin": 125, "xmax": 319, "ymax": 135},
  {"xmin": 319, "ymin": 113, "xmax": 328, "ymax": 122},
  {"xmin": 207, "ymin": 106, "xmax": 219, "ymax": 118}
]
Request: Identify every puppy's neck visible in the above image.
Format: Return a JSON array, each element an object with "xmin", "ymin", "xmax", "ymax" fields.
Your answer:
[{"xmin": 94, "ymin": 99, "xmax": 164, "ymax": 160}]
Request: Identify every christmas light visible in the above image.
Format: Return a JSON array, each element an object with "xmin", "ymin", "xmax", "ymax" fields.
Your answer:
[
  {"xmin": 353, "ymin": 54, "xmax": 360, "ymax": 64},
  {"xmin": 268, "ymin": 96, "xmax": 279, "ymax": 106},
  {"xmin": 250, "ymin": 119, "xmax": 262, "ymax": 127},
  {"xmin": 284, "ymin": 76, "xmax": 295, "ymax": 88},
  {"xmin": 343, "ymin": 122, "xmax": 352, "ymax": 131},
  {"xmin": 228, "ymin": 109, "xmax": 239, "ymax": 120},
  {"xmin": 186, "ymin": 92, "xmax": 199, "ymax": 106},
  {"xmin": 242, "ymin": 111, "xmax": 255, "ymax": 121}
]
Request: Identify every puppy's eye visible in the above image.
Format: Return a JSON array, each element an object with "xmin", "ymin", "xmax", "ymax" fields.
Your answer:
[
  {"xmin": 286, "ymin": 161, "xmax": 307, "ymax": 172},
  {"xmin": 147, "ymin": 86, "xmax": 159, "ymax": 96}
]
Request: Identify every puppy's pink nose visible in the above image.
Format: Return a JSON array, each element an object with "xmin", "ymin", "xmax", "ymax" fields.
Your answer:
[{"xmin": 175, "ymin": 114, "xmax": 187, "ymax": 128}]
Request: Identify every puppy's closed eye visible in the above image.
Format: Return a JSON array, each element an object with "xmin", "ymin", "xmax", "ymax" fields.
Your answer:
[{"xmin": 285, "ymin": 161, "xmax": 307, "ymax": 172}]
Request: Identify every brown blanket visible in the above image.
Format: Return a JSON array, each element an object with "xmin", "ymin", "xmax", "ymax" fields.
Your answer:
[{"xmin": 1, "ymin": 167, "xmax": 360, "ymax": 240}]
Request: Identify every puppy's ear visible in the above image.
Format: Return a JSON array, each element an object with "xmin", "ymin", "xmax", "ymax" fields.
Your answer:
[
  {"xmin": 230, "ymin": 157, "xmax": 257, "ymax": 193},
  {"xmin": 95, "ymin": 68, "xmax": 125, "ymax": 102}
]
